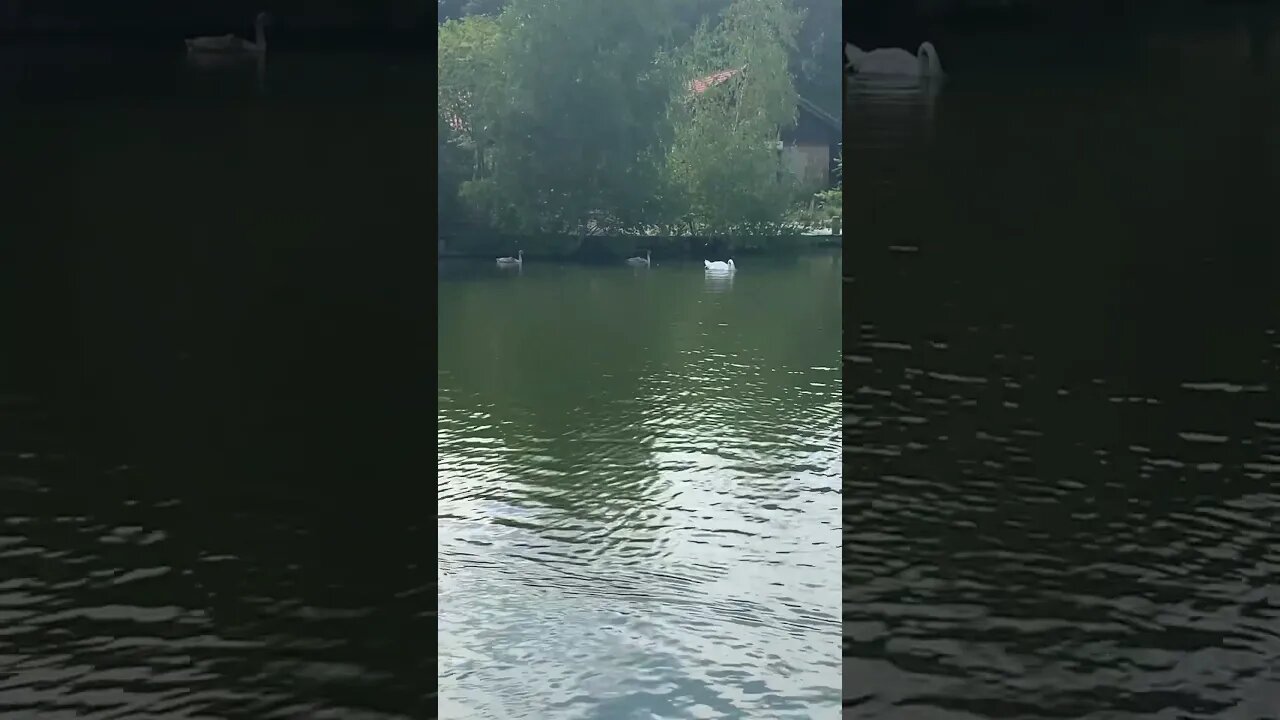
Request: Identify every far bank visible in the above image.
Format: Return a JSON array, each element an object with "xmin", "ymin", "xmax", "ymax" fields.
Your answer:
[{"xmin": 437, "ymin": 233, "xmax": 842, "ymax": 262}]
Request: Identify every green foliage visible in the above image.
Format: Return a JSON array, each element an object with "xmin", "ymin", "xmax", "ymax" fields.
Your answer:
[
  {"xmin": 480, "ymin": 0, "xmax": 687, "ymax": 233},
  {"xmin": 787, "ymin": 146, "xmax": 840, "ymax": 232},
  {"xmin": 662, "ymin": 0, "xmax": 805, "ymax": 235},
  {"xmin": 792, "ymin": 0, "xmax": 842, "ymax": 117},
  {"xmin": 438, "ymin": 14, "xmax": 505, "ymax": 228},
  {"xmin": 438, "ymin": 0, "xmax": 836, "ymax": 236},
  {"xmin": 437, "ymin": 15, "xmax": 503, "ymax": 143}
]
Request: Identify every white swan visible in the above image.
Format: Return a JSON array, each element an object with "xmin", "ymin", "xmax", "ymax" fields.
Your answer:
[
  {"xmin": 846, "ymin": 41, "xmax": 943, "ymax": 78},
  {"xmin": 704, "ymin": 259, "xmax": 736, "ymax": 273},
  {"xmin": 186, "ymin": 12, "xmax": 271, "ymax": 55},
  {"xmin": 626, "ymin": 250, "xmax": 651, "ymax": 266},
  {"xmin": 496, "ymin": 250, "xmax": 523, "ymax": 267}
]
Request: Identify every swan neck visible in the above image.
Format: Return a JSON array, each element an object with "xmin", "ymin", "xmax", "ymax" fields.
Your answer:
[
  {"xmin": 255, "ymin": 16, "xmax": 267, "ymax": 49},
  {"xmin": 919, "ymin": 43, "xmax": 940, "ymax": 75}
]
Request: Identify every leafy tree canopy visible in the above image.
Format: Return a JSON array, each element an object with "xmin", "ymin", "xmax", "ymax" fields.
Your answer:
[{"xmin": 438, "ymin": 0, "xmax": 839, "ymax": 235}]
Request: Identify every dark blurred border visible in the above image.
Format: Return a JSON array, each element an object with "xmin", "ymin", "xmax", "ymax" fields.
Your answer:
[{"xmin": 0, "ymin": 0, "xmax": 430, "ymax": 50}]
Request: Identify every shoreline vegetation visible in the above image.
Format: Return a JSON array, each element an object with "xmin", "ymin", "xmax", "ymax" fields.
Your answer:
[
  {"xmin": 438, "ymin": 0, "xmax": 842, "ymax": 251},
  {"xmin": 438, "ymin": 231, "xmax": 841, "ymax": 261}
]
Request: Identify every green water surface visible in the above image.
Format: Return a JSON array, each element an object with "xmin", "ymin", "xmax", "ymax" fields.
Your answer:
[{"xmin": 438, "ymin": 252, "xmax": 842, "ymax": 719}]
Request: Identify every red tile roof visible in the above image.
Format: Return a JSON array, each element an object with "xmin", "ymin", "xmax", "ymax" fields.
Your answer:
[{"xmin": 688, "ymin": 66, "xmax": 745, "ymax": 95}]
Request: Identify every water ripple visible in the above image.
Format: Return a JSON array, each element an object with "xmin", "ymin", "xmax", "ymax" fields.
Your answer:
[{"xmin": 440, "ymin": 258, "xmax": 842, "ymax": 718}]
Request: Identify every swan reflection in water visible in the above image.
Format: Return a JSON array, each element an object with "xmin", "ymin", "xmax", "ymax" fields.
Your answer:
[
  {"xmin": 184, "ymin": 49, "xmax": 268, "ymax": 94},
  {"xmin": 845, "ymin": 38, "xmax": 944, "ymax": 149},
  {"xmin": 703, "ymin": 273, "xmax": 733, "ymax": 293},
  {"xmin": 847, "ymin": 72, "xmax": 942, "ymax": 149}
]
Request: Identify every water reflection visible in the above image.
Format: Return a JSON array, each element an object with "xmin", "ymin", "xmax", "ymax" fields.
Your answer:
[
  {"xmin": 846, "ymin": 20, "xmax": 1280, "ymax": 720},
  {"xmin": 847, "ymin": 75, "xmax": 940, "ymax": 150},
  {"xmin": 184, "ymin": 52, "xmax": 268, "ymax": 94},
  {"xmin": 702, "ymin": 270, "xmax": 735, "ymax": 293},
  {"xmin": 440, "ymin": 254, "xmax": 841, "ymax": 718},
  {"xmin": 0, "ymin": 51, "xmax": 427, "ymax": 719},
  {"xmin": 850, "ymin": 74, "xmax": 942, "ymax": 98},
  {"xmin": 0, "ymin": 48, "xmax": 422, "ymax": 103}
]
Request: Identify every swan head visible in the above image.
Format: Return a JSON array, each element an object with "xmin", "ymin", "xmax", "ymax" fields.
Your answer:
[
  {"xmin": 727, "ymin": 259, "xmax": 736, "ymax": 268},
  {"xmin": 256, "ymin": 12, "xmax": 273, "ymax": 27},
  {"xmin": 844, "ymin": 43, "xmax": 864, "ymax": 72},
  {"xmin": 918, "ymin": 42, "xmax": 942, "ymax": 77}
]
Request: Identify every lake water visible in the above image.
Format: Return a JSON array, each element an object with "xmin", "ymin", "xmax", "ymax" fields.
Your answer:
[
  {"xmin": 0, "ymin": 51, "xmax": 427, "ymax": 718},
  {"xmin": 438, "ymin": 255, "xmax": 843, "ymax": 718},
  {"xmin": 846, "ymin": 21, "xmax": 1280, "ymax": 719}
]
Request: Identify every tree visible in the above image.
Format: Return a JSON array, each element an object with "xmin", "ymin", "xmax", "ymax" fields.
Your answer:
[
  {"xmin": 438, "ymin": 0, "xmax": 830, "ymax": 237},
  {"xmin": 792, "ymin": 0, "xmax": 842, "ymax": 118},
  {"xmin": 466, "ymin": 0, "xmax": 689, "ymax": 234},
  {"xmin": 438, "ymin": 0, "xmax": 508, "ymax": 22},
  {"xmin": 661, "ymin": 0, "xmax": 805, "ymax": 235},
  {"xmin": 437, "ymin": 14, "xmax": 504, "ymax": 228}
]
